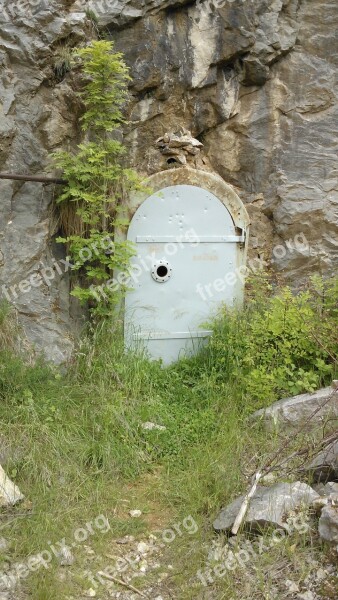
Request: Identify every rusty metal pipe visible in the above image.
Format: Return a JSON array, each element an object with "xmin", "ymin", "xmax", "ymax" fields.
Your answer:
[{"xmin": 0, "ymin": 173, "xmax": 67, "ymax": 185}]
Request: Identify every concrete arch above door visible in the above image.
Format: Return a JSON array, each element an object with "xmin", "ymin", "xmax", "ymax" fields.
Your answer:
[{"xmin": 127, "ymin": 168, "xmax": 250, "ymax": 232}]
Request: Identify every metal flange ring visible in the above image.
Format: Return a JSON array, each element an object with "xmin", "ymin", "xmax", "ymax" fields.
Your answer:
[{"xmin": 151, "ymin": 260, "xmax": 172, "ymax": 283}]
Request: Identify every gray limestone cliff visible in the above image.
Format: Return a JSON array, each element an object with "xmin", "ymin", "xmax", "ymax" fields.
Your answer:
[{"xmin": 0, "ymin": 0, "xmax": 337, "ymax": 362}]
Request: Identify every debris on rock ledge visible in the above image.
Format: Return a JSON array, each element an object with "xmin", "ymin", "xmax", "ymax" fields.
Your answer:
[{"xmin": 155, "ymin": 127, "xmax": 204, "ymax": 168}]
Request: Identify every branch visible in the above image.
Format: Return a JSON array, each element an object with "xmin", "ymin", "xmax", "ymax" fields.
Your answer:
[
  {"xmin": 231, "ymin": 471, "xmax": 262, "ymax": 535},
  {"xmin": 97, "ymin": 571, "xmax": 148, "ymax": 598}
]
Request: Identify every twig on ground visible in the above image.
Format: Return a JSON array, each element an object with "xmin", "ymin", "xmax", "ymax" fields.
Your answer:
[
  {"xmin": 97, "ymin": 571, "xmax": 148, "ymax": 598},
  {"xmin": 231, "ymin": 470, "xmax": 262, "ymax": 535}
]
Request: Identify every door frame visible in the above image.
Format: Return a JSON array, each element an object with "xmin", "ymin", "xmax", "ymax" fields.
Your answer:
[{"xmin": 117, "ymin": 167, "xmax": 251, "ymax": 324}]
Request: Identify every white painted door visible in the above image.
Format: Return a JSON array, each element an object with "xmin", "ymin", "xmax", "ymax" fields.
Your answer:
[{"xmin": 124, "ymin": 185, "xmax": 242, "ymax": 364}]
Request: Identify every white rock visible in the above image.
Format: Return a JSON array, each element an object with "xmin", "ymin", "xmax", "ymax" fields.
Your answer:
[
  {"xmin": 261, "ymin": 472, "xmax": 276, "ymax": 484},
  {"xmin": 0, "ymin": 465, "xmax": 24, "ymax": 507},
  {"xmin": 129, "ymin": 509, "xmax": 142, "ymax": 518},
  {"xmin": 86, "ymin": 589, "xmax": 96, "ymax": 598},
  {"xmin": 0, "ymin": 538, "xmax": 9, "ymax": 551},
  {"xmin": 213, "ymin": 482, "xmax": 319, "ymax": 532},
  {"xmin": 58, "ymin": 545, "xmax": 75, "ymax": 566},
  {"xmin": 285, "ymin": 579, "xmax": 299, "ymax": 593},
  {"xmin": 137, "ymin": 541, "xmax": 150, "ymax": 555},
  {"xmin": 323, "ymin": 482, "xmax": 338, "ymax": 495},
  {"xmin": 306, "ymin": 440, "xmax": 338, "ymax": 482},
  {"xmin": 141, "ymin": 422, "xmax": 166, "ymax": 431},
  {"xmin": 316, "ymin": 568, "xmax": 327, "ymax": 581},
  {"xmin": 297, "ymin": 592, "xmax": 315, "ymax": 600},
  {"xmin": 251, "ymin": 386, "xmax": 338, "ymax": 431},
  {"xmin": 312, "ymin": 496, "xmax": 328, "ymax": 511},
  {"xmin": 318, "ymin": 505, "xmax": 338, "ymax": 543},
  {"xmin": 139, "ymin": 559, "xmax": 148, "ymax": 572}
]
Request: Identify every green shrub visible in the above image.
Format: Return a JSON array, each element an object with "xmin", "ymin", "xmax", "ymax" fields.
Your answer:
[
  {"xmin": 206, "ymin": 275, "xmax": 338, "ymax": 410},
  {"xmin": 53, "ymin": 40, "xmax": 144, "ymax": 315}
]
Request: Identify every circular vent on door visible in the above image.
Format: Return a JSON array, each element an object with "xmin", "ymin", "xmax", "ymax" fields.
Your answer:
[{"xmin": 151, "ymin": 260, "xmax": 172, "ymax": 283}]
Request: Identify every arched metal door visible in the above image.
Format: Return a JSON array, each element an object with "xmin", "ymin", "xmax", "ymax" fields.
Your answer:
[{"xmin": 124, "ymin": 184, "xmax": 244, "ymax": 364}]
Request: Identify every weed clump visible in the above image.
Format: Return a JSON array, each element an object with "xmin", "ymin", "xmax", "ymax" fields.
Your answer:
[{"xmin": 206, "ymin": 275, "xmax": 338, "ymax": 410}]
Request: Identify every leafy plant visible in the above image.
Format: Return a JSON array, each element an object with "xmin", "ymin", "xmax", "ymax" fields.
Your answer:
[
  {"xmin": 206, "ymin": 275, "xmax": 338, "ymax": 409},
  {"xmin": 53, "ymin": 40, "xmax": 144, "ymax": 315}
]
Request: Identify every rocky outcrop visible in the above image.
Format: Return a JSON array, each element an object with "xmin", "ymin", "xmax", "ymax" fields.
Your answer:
[
  {"xmin": 1, "ymin": 0, "xmax": 338, "ymax": 361},
  {"xmin": 154, "ymin": 127, "xmax": 204, "ymax": 166},
  {"xmin": 0, "ymin": 2, "xmax": 88, "ymax": 363},
  {"xmin": 251, "ymin": 386, "xmax": 338, "ymax": 431},
  {"xmin": 105, "ymin": 0, "xmax": 338, "ymax": 282},
  {"xmin": 213, "ymin": 481, "xmax": 319, "ymax": 533}
]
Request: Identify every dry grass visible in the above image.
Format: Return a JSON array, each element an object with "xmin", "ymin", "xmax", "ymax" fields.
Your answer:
[{"xmin": 0, "ymin": 302, "xmax": 19, "ymax": 352}]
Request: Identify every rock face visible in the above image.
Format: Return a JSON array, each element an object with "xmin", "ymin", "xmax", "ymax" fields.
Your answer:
[
  {"xmin": 107, "ymin": 0, "xmax": 338, "ymax": 284},
  {"xmin": 0, "ymin": 2, "xmax": 88, "ymax": 363},
  {"xmin": 213, "ymin": 481, "xmax": 319, "ymax": 533},
  {"xmin": 1, "ymin": 1, "xmax": 338, "ymax": 361},
  {"xmin": 251, "ymin": 386, "xmax": 338, "ymax": 431}
]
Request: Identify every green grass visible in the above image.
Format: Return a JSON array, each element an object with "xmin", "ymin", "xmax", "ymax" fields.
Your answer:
[{"xmin": 0, "ymin": 277, "xmax": 337, "ymax": 598}]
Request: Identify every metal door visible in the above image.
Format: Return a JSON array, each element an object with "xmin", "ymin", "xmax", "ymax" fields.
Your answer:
[{"xmin": 124, "ymin": 184, "xmax": 244, "ymax": 364}]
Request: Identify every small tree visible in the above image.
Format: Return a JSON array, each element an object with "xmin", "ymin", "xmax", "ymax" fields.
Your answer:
[{"xmin": 53, "ymin": 40, "xmax": 142, "ymax": 315}]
